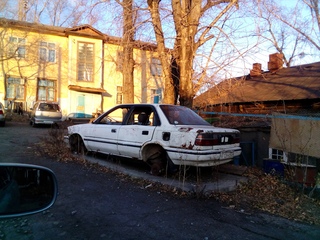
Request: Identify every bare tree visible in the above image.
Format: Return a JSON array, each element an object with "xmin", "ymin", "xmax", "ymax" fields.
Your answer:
[
  {"xmin": 119, "ymin": 0, "xmax": 135, "ymax": 103},
  {"xmin": 147, "ymin": 0, "xmax": 175, "ymax": 104},
  {"xmin": 254, "ymin": 0, "xmax": 320, "ymax": 65},
  {"xmin": 148, "ymin": 0, "xmax": 239, "ymax": 107},
  {"xmin": 10, "ymin": 0, "xmax": 107, "ymax": 28},
  {"xmin": 247, "ymin": 0, "xmax": 304, "ymax": 67}
]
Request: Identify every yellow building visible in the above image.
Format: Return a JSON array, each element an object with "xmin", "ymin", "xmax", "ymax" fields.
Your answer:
[{"xmin": 0, "ymin": 18, "xmax": 164, "ymax": 118}]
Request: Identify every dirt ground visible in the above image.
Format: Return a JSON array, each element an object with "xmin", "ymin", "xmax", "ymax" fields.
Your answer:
[{"xmin": 1, "ymin": 118, "xmax": 320, "ymax": 240}]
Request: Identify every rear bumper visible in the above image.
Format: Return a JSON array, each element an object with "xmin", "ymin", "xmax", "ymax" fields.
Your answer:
[
  {"xmin": 34, "ymin": 118, "xmax": 62, "ymax": 124},
  {"xmin": 166, "ymin": 146, "xmax": 241, "ymax": 167}
]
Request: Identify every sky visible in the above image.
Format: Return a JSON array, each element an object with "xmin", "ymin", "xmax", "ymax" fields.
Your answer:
[{"xmin": 1, "ymin": 0, "xmax": 319, "ymax": 80}]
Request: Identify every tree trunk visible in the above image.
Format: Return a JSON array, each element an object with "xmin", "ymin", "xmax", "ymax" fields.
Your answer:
[
  {"xmin": 149, "ymin": 0, "xmax": 238, "ymax": 107},
  {"xmin": 122, "ymin": 0, "xmax": 134, "ymax": 103},
  {"xmin": 172, "ymin": 0, "xmax": 201, "ymax": 108},
  {"xmin": 148, "ymin": 0, "xmax": 175, "ymax": 104}
]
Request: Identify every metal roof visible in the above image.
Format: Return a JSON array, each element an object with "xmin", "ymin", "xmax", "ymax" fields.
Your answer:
[{"xmin": 194, "ymin": 62, "xmax": 320, "ymax": 107}]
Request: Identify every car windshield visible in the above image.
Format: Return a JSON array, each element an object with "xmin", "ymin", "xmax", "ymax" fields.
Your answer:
[
  {"xmin": 39, "ymin": 103, "xmax": 59, "ymax": 112},
  {"xmin": 160, "ymin": 105, "xmax": 210, "ymax": 125}
]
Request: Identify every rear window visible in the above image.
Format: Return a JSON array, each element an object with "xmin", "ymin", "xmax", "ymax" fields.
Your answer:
[
  {"xmin": 160, "ymin": 105, "xmax": 210, "ymax": 125},
  {"xmin": 39, "ymin": 103, "xmax": 60, "ymax": 112}
]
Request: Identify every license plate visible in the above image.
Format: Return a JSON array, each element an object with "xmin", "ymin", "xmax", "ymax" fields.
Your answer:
[
  {"xmin": 220, "ymin": 151, "xmax": 233, "ymax": 159},
  {"xmin": 43, "ymin": 121, "xmax": 53, "ymax": 124}
]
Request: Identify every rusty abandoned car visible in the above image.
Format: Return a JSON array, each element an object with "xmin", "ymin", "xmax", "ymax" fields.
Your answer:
[{"xmin": 66, "ymin": 104, "xmax": 241, "ymax": 175}]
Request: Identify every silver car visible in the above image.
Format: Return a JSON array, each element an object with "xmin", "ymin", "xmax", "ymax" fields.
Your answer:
[
  {"xmin": 0, "ymin": 102, "xmax": 6, "ymax": 127},
  {"xmin": 30, "ymin": 101, "xmax": 62, "ymax": 127}
]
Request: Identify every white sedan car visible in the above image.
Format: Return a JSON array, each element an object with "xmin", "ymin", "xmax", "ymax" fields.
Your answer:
[{"xmin": 67, "ymin": 104, "xmax": 241, "ymax": 174}]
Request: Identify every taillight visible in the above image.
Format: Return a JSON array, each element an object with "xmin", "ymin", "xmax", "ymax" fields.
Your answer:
[
  {"xmin": 0, "ymin": 110, "xmax": 3, "ymax": 114},
  {"xmin": 195, "ymin": 132, "xmax": 240, "ymax": 146},
  {"xmin": 195, "ymin": 133, "xmax": 218, "ymax": 146}
]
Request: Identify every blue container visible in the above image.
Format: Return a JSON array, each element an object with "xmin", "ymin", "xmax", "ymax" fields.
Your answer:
[
  {"xmin": 233, "ymin": 156, "xmax": 240, "ymax": 166},
  {"xmin": 263, "ymin": 159, "xmax": 284, "ymax": 176}
]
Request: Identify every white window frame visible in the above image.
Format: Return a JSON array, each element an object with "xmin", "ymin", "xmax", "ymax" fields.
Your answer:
[
  {"xmin": 268, "ymin": 148, "xmax": 288, "ymax": 162},
  {"xmin": 37, "ymin": 79, "xmax": 56, "ymax": 101},
  {"xmin": 8, "ymin": 36, "xmax": 26, "ymax": 58},
  {"xmin": 77, "ymin": 42, "xmax": 94, "ymax": 82},
  {"xmin": 116, "ymin": 86, "xmax": 123, "ymax": 104},
  {"xmin": 39, "ymin": 41, "xmax": 56, "ymax": 62},
  {"xmin": 6, "ymin": 76, "xmax": 25, "ymax": 100}
]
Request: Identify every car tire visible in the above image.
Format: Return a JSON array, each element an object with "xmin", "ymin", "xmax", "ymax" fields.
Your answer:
[
  {"xmin": 147, "ymin": 148, "xmax": 177, "ymax": 176},
  {"xmin": 30, "ymin": 121, "xmax": 37, "ymax": 127},
  {"xmin": 69, "ymin": 135, "xmax": 87, "ymax": 155}
]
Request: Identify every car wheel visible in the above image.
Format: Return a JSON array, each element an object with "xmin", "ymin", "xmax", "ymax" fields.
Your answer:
[
  {"xmin": 146, "ymin": 148, "xmax": 177, "ymax": 176},
  {"xmin": 69, "ymin": 134, "xmax": 87, "ymax": 155},
  {"xmin": 30, "ymin": 120, "xmax": 37, "ymax": 127}
]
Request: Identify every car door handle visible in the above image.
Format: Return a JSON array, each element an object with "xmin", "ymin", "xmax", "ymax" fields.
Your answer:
[
  {"xmin": 111, "ymin": 129, "xmax": 116, "ymax": 133},
  {"xmin": 142, "ymin": 130, "xmax": 148, "ymax": 135}
]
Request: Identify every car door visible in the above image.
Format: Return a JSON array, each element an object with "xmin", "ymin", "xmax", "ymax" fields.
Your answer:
[
  {"xmin": 84, "ymin": 106, "xmax": 130, "ymax": 155},
  {"xmin": 117, "ymin": 107, "xmax": 157, "ymax": 159}
]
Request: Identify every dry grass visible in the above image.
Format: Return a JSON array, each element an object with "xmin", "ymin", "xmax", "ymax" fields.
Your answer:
[
  {"xmin": 34, "ymin": 126, "xmax": 78, "ymax": 162},
  {"xmin": 211, "ymin": 168, "xmax": 320, "ymax": 225},
  {"xmin": 37, "ymin": 127, "xmax": 320, "ymax": 226}
]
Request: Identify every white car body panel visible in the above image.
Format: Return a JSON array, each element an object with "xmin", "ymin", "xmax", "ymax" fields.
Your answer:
[{"xmin": 67, "ymin": 104, "xmax": 241, "ymax": 168}]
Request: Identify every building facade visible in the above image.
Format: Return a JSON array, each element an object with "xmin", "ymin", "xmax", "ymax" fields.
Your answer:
[{"xmin": 0, "ymin": 18, "xmax": 164, "ymax": 118}]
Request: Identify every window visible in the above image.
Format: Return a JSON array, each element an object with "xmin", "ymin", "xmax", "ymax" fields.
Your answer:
[
  {"xmin": 6, "ymin": 76, "xmax": 25, "ymax": 100},
  {"xmin": 116, "ymin": 86, "xmax": 123, "ymax": 104},
  {"xmin": 268, "ymin": 148, "xmax": 288, "ymax": 162},
  {"xmin": 8, "ymin": 37, "xmax": 26, "ymax": 58},
  {"xmin": 77, "ymin": 42, "xmax": 94, "ymax": 81},
  {"xmin": 150, "ymin": 58, "xmax": 162, "ymax": 76},
  {"xmin": 37, "ymin": 79, "xmax": 56, "ymax": 101},
  {"xmin": 160, "ymin": 105, "xmax": 210, "ymax": 125},
  {"xmin": 39, "ymin": 42, "xmax": 56, "ymax": 62},
  {"xmin": 97, "ymin": 106, "xmax": 130, "ymax": 125},
  {"xmin": 151, "ymin": 88, "xmax": 162, "ymax": 103},
  {"xmin": 150, "ymin": 89, "xmax": 157, "ymax": 103}
]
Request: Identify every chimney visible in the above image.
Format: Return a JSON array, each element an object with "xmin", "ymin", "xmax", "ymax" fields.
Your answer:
[
  {"xmin": 268, "ymin": 53, "xmax": 283, "ymax": 71},
  {"xmin": 250, "ymin": 63, "xmax": 262, "ymax": 77}
]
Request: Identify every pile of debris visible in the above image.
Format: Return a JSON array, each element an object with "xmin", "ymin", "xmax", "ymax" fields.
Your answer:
[{"xmin": 211, "ymin": 168, "xmax": 320, "ymax": 225}]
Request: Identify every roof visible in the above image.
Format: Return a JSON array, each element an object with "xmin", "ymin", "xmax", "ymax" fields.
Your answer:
[
  {"xmin": 194, "ymin": 62, "xmax": 320, "ymax": 107},
  {"xmin": 0, "ymin": 18, "xmax": 159, "ymax": 50}
]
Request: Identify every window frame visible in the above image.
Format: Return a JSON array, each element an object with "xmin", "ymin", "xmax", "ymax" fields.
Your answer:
[
  {"xmin": 39, "ymin": 41, "xmax": 56, "ymax": 63},
  {"xmin": 8, "ymin": 36, "xmax": 26, "ymax": 59},
  {"xmin": 77, "ymin": 42, "xmax": 94, "ymax": 82},
  {"xmin": 116, "ymin": 86, "xmax": 123, "ymax": 104},
  {"xmin": 5, "ymin": 75, "xmax": 26, "ymax": 101},
  {"xmin": 268, "ymin": 148, "xmax": 288, "ymax": 162},
  {"xmin": 36, "ymin": 78, "xmax": 57, "ymax": 102}
]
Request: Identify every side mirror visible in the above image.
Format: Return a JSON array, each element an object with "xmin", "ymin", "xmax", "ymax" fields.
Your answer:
[{"xmin": 0, "ymin": 163, "xmax": 58, "ymax": 218}]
